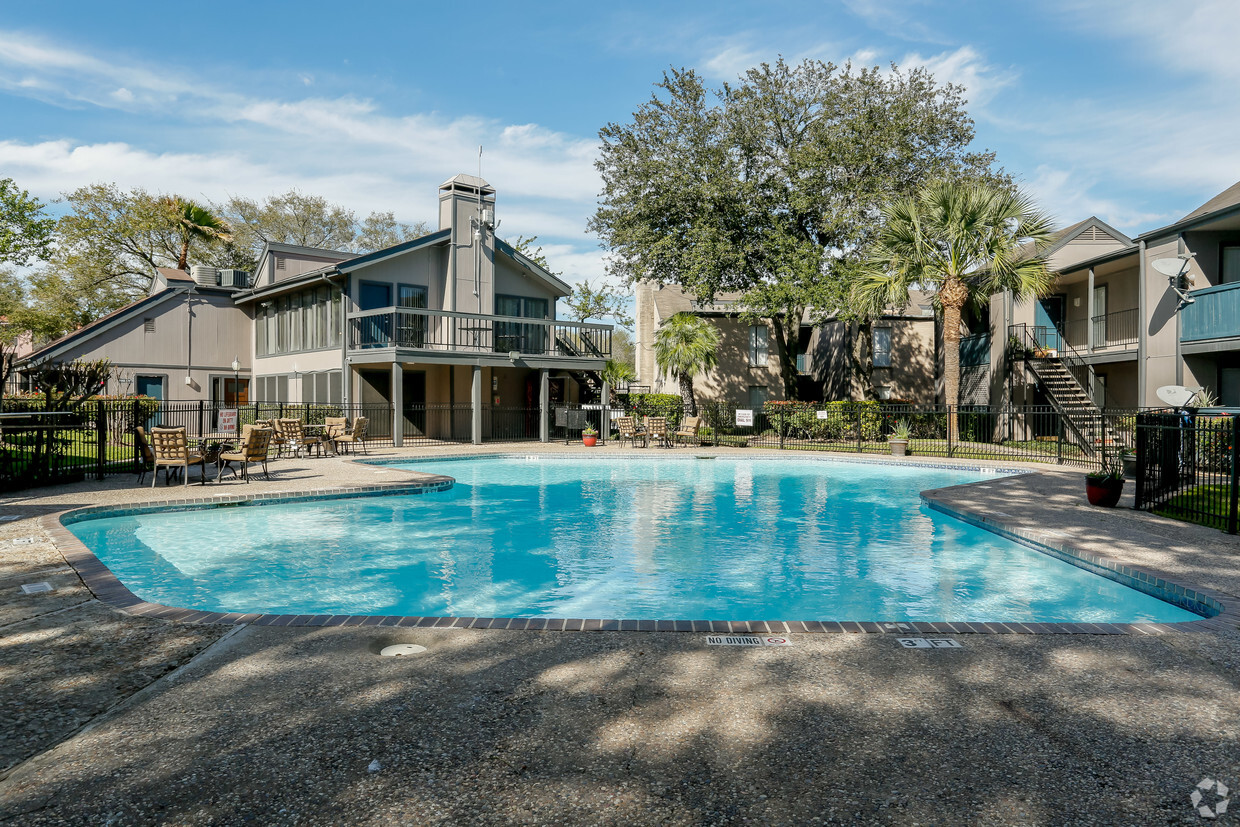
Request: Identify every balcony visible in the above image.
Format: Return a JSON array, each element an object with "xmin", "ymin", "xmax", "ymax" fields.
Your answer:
[
  {"xmin": 1062, "ymin": 308, "xmax": 1139, "ymax": 352},
  {"xmin": 1181, "ymin": 282, "xmax": 1240, "ymax": 343},
  {"xmin": 347, "ymin": 307, "xmax": 612, "ymax": 363}
]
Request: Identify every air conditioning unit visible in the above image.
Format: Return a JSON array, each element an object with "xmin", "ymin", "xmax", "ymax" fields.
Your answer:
[
  {"xmin": 190, "ymin": 265, "xmax": 220, "ymax": 286},
  {"xmin": 219, "ymin": 269, "xmax": 250, "ymax": 289}
]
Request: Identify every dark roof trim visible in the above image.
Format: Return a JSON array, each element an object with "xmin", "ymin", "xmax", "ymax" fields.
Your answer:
[
  {"xmin": 335, "ymin": 229, "xmax": 451, "ymax": 273},
  {"xmin": 21, "ymin": 288, "xmax": 186, "ymax": 364},
  {"xmin": 494, "ymin": 238, "xmax": 572, "ymax": 295},
  {"xmin": 233, "ymin": 268, "xmax": 343, "ymax": 304}
]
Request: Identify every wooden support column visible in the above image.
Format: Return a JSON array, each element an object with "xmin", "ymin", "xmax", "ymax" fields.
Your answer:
[
  {"xmin": 471, "ymin": 365, "xmax": 482, "ymax": 445},
  {"xmin": 391, "ymin": 361, "xmax": 403, "ymax": 447},
  {"xmin": 539, "ymin": 369, "xmax": 549, "ymax": 443}
]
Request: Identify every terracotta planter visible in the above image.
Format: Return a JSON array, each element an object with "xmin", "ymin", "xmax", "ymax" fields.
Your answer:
[
  {"xmin": 889, "ymin": 439, "xmax": 908, "ymax": 457},
  {"xmin": 1085, "ymin": 475, "xmax": 1124, "ymax": 507},
  {"xmin": 582, "ymin": 435, "xmax": 598, "ymax": 447}
]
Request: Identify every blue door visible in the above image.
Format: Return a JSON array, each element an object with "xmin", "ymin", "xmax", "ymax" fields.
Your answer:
[{"xmin": 135, "ymin": 375, "xmax": 164, "ymax": 427}]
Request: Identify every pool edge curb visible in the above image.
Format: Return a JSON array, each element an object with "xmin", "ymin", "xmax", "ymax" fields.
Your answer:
[{"xmin": 40, "ymin": 459, "xmax": 1235, "ymax": 636}]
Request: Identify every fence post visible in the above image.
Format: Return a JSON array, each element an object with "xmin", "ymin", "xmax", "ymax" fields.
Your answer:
[
  {"xmin": 1230, "ymin": 415, "xmax": 1239, "ymax": 535},
  {"xmin": 95, "ymin": 401, "xmax": 106, "ymax": 480}
]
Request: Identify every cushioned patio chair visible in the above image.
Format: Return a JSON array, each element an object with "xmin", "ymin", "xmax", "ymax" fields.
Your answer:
[
  {"xmin": 673, "ymin": 416, "xmax": 703, "ymax": 447},
  {"xmin": 149, "ymin": 426, "xmax": 206, "ymax": 487},
  {"xmin": 332, "ymin": 416, "xmax": 369, "ymax": 455},
  {"xmin": 217, "ymin": 425, "xmax": 273, "ymax": 483}
]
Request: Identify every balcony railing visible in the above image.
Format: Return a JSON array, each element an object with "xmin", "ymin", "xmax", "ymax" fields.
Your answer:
[
  {"xmin": 347, "ymin": 306, "xmax": 612, "ymax": 359},
  {"xmin": 1062, "ymin": 308, "xmax": 1139, "ymax": 351},
  {"xmin": 1181, "ymin": 282, "xmax": 1240, "ymax": 342}
]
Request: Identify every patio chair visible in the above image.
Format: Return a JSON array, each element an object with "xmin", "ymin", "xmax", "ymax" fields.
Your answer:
[
  {"xmin": 217, "ymin": 425, "xmax": 273, "ymax": 483},
  {"xmin": 149, "ymin": 426, "xmax": 206, "ymax": 487},
  {"xmin": 645, "ymin": 416, "xmax": 672, "ymax": 448},
  {"xmin": 615, "ymin": 416, "xmax": 646, "ymax": 448},
  {"xmin": 134, "ymin": 426, "xmax": 156, "ymax": 485},
  {"xmin": 673, "ymin": 415, "xmax": 703, "ymax": 447},
  {"xmin": 279, "ymin": 418, "xmax": 324, "ymax": 458},
  {"xmin": 323, "ymin": 416, "xmax": 349, "ymax": 456},
  {"xmin": 332, "ymin": 416, "xmax": 369, "ymax": 455}
]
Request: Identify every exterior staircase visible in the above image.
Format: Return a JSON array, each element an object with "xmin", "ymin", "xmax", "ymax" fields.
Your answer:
[{"xmin": 1026, "ymin": 356, "xmax": 1127, "ymax": 456}]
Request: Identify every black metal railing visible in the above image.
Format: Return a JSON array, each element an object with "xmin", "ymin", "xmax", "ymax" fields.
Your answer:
[
  {"xmin": 346, "ymin": 306, "xmax": 612, "ymax": 359},
  {"xmin": 1135, "ymin": 412, "xmax": 1238, "ymax": 534}
]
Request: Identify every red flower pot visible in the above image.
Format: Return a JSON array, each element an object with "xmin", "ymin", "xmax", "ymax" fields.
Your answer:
[
  {"xmin": 1085, "ymin": 475, "xmax": 1124, "ymax": 507},
  {"xmin": 582, "ymin": 435, "xmax": 598, "ymax": 447}
]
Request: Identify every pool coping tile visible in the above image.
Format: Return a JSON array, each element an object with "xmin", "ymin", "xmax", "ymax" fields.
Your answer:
[{"xmin": 40, "ymin": 464, "xmax": 1233, "ymax": 636}]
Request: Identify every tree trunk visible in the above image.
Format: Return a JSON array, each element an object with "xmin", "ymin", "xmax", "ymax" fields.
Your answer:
[
  {"xmin": 678, "ymin": 373, "xmax": 697, "ymax": 417},
  {"xmin": 770, "ymin": 311, "xmax": 802, "ymax": 401},
  {"xmin": 848, "ymin": 320, "xmax": 875, "ymax": 399},
  {"xmin": 940, "ymin": 275, "xmax": 969, "ymax": 442}
]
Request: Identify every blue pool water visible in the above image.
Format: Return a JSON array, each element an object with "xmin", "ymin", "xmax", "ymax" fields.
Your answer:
[{"xmin": 68, "ymin": 456, "xmax": 1200, "ymax": 623}]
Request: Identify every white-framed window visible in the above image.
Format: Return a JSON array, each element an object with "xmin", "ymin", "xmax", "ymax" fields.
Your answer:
[
  {"xmin": 748, "ymin": 324, "xmax": 769, "ymax": 367},
  {"xmin": 873, "ymin": 328, "xmax": 892, "ymax": 368}
]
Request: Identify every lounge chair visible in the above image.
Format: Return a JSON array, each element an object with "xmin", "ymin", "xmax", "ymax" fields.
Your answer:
[
  {"xmin": 332, "ymin": 417, "xmax": 369, "ymax": 455},
  {"xmin": 615, "ymin": 416, "xmax": 646, "ymax": 448},
  {"xmin": 217, "ymin": 425, "xmax": 273, "ymax": 483},
  {"xmin": 645, "ymin": 416, "xmax": 672, "ymax": 448},
  {"xmin": 673, "ymin": 416, "xmax": 703, "ymax": 447},
  {"xmin": 149, "ymin": 426, "xmax": 206, "ymax": 486}
]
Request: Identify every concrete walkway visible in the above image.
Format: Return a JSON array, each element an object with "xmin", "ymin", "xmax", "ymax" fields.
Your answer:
[{"xmin": 1, "ymin": 445, "xmax": 1237, "ymax": 825}]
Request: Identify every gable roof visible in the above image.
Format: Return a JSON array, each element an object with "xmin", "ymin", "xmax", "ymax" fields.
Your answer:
[
  {"xmin": 494, "ymin": 237, "xmax": 572, "ymax": 296},
  {"xmin": 1180, "ymin": 179, "xmax": 1240, "ymax": 222},
  {"xmin": 21, "ymin": 288, "xmax": 187, "ymax": 365}
]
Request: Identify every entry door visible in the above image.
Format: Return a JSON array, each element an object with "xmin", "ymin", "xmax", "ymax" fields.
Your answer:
[
  {"xmin": 135, "ymin": 375, "xmax": 165, "ymax": 427},
  {"xmin": 1092, "ymin": 285, "xmax": 1108, "ymax": 346},
  {"xmin": 1035, "ymin": 295, "xmax": 1066, "ymax": 351}
]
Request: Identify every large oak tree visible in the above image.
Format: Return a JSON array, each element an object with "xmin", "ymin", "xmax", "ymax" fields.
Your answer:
[{"xmin": 590, "ymin": 58, "xmax": 1005, "ymax": 399}]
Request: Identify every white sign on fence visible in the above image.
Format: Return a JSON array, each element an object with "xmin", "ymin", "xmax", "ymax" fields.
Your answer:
[
  {"xmin": 735, "ymin": 409, "xmax": 754, "ymax": 427},
  {"xmin": 219, "ymin": 408, "xmax": 238, "ymax": 435}
]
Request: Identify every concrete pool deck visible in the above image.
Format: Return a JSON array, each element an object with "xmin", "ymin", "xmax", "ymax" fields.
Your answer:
[{"xmin": 1, "ymin": 444, "xmax": 1238, "ymax": 824}]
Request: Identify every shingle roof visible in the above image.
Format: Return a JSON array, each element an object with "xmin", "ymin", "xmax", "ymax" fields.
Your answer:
[{"xmin": 1180, "ymin": 179, "xmax": 1240, "ymax": 222}]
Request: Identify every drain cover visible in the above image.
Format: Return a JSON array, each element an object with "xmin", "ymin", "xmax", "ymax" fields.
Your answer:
[{"xmin": 379, "ymin": 644, "xmax": 427, "ymax": 657}]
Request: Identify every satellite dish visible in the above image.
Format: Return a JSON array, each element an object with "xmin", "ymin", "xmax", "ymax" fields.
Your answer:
[
  {"xmin": 1156, "ymin": 385, "xmax": 1198, "ymax": 408},
  {"xmin": 1152, "ymin": 258, "xmax": 1187, "ymax": 277}
]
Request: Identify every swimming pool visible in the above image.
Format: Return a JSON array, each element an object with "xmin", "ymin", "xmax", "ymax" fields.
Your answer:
[{"xmin": 65, "ymin": 456, "xmax": 1201, "ymax": 624}]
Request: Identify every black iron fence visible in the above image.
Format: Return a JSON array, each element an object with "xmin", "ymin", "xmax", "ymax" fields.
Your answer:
[
  {"xmin": 3, "ymin": 397, "xmax": 1148, "ymax": 492},
  {"xmin": 1135, "ymin": 412, "xmax": 1238, "ymax": 534}
]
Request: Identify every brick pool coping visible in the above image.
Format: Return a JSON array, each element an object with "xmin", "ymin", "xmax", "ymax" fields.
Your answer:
[{"xmin": 41, "ymin": 455, "xmax": 1234, "ymax": 636}]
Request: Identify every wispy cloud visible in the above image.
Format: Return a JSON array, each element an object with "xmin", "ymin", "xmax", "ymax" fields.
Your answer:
[{"xmin": 0, "ymin": 30, "xmax": 610, "ymax": 286}]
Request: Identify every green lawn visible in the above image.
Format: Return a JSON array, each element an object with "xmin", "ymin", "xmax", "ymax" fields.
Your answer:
[{"xmin": 1154, "ymin": 484, "xmax": 1237, "ymax": 532}]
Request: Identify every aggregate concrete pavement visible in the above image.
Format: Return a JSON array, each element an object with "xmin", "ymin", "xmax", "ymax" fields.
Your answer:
[{"xmin": 0, "ymin": 445, "xmax": 1237, "ymax": 825}]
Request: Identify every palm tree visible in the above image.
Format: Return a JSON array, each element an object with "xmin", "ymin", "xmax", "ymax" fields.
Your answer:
[
  {"xmin": 601, "ymin": 358, "xmax": 637, "ymax": 390},
  {"xmin": 164, "ymin": 198, "xmax": 232, "ymax": 270},
  {"xmin": 654, "ymin": 311, "xmax": 721, "ymax": 416},
  {"xmin": 857, "ymin": 179, "xmax": 1056, "ymax": 438}
]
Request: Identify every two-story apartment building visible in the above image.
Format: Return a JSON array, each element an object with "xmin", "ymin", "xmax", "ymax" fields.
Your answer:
[
  {"xmin": 18, "ymin": 174, "xmax": 613, "ymax": 444},
  {"xmin": 986, "ymin": 180, "xmax": 1240, "ymax": 414}
]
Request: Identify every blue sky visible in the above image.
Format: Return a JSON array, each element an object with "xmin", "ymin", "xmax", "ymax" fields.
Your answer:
[{"xmin": 2, "ymin": 0, "xmax": 1239, "ymax": 290}]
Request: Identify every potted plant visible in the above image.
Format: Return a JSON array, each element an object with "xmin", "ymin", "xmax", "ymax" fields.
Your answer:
[
  {"xmin": 888, "ymin": 419, "xmax": 912, "ymax": 457},
  {"xmin": 581, "ymin": 426, "xmax": 599, "ymax": 447},
  {"xmin": 1085, "ymin": 447, "xmax": 1125, "ymax": 507}
]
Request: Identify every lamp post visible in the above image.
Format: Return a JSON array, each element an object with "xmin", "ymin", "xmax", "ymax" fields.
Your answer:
[{"xmin": 230, "ymin": 356, "xmax": 240, "ymax": 404}]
